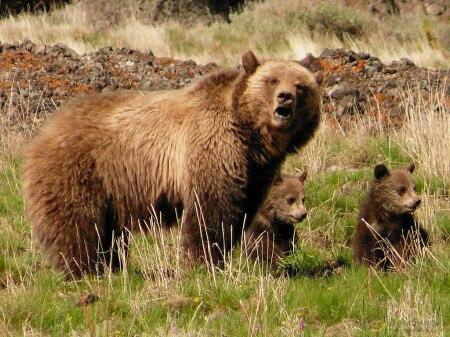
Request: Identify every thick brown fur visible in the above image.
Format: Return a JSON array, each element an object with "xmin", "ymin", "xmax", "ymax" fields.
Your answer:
[
  {"xmin": 245, "ymin": 171, "xmax": 307, "ymax": 269},
  {"xmin": 23, "ymin": 50, "xmax": 321, "ymax": 278},
  {"xmin": 352, "ymin": 163, "xmax": 429, "ymax": 270}
]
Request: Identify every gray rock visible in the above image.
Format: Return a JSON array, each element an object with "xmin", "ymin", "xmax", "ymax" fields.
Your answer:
[
  {"xmin": 357, "ymin": 52, "xmax": 370, "ymax": 60},
  {"xmin": 425, "ymin": 4, "xmax": 445, "ymax": 15},
  {"xmin": 328, "ymin": 86, "xmax": 359, "ymax": 100},
  {"xmin": 314, "ymin": 71, "xmax": 324, "ymax": 86},
  {"xmin": 35, "ymin": 45, "xmax": 47, "ymax": 54},
  {"xmin": 19, "ymin": 39, "xmax": 35, "ymax": 52},
  {"xmin": 365, "ymin": 64, "xmax": 383, "ymax": 77},
  {"xmin": 383, "ymin": 67, "xmax": 397, "ymax": 74},
  {"xmin": 99, "ymin": 46, "xmax": 113, "ymax": 54}
]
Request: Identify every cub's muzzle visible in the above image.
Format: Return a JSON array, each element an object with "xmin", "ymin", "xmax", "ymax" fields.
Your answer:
[{"xmin": 290, "ymin": 211, "xmax": 308, "ymax": 223}]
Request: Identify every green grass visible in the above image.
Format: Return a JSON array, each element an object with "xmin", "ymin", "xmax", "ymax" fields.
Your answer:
[{"xmin": 1, "ymin": 128, "xmax": 449, "ymax": 336}]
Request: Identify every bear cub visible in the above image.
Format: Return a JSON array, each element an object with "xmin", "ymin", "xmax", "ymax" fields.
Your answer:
[
  {"xmin": 352, "ymin": 163, "xmax": 429, "ymax": 270},
  {"xmin": 245, "ymin": 170, "xmax": 308, "ymax": 268}
]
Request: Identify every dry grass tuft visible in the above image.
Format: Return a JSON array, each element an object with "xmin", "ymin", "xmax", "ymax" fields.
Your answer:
[
  {"xmin": 387, "ymin": 282, "xmax": 443, "ymax": 336},
  {"xmin": 394, "ymin": 83, "xmax": 450, "ymax": 186},
  {"xmin": 0, "ymin": 3, "xmax": 94, "ymax": 54}
]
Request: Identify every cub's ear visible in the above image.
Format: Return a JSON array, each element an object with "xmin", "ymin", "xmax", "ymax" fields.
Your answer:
[
  {"xmin": 241, "ymin": 50, "xmax": 260, "ymax": 75},
  {"xmin": 297, "ymin": 169, "xmax": 307, "ymax": 182},
  {"xmin": 272, "ymin": 172, "xmax": 283, "ymax": 185},
  {"xmin": 374, "ymin": 164, "xmax": 389, "ymax": 180},
  {"xmin": 406, "ymin": 162, "xmax": 415, "ymax": 173}
]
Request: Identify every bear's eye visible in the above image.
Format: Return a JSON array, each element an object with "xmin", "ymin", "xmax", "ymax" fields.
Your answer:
[
  {"xmin": 269, "ymin": 77, "xmax": 278, "ymax": 85},
  {"xmin": 413, "ymin": 185, "xmax": 417, "ymax": 192},
  {"xmin": 296, "ymin": 83, "xmax": 308, "ymax": 96},
  {"xmin": 397, "ymin": 186, "xmax": 406, "ymax": 196},
  {"xmin": 287, "ymin": 196, "xmax": 296, "ymax": 205}
]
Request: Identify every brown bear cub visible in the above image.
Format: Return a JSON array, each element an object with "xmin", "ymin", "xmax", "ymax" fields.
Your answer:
[
  {"xmin": 352, "ymin": 163, "xmax": 429, "ymax": 270},
  {"xmin": 23, "ymin": 50, "xmax": 321, "ymax": 278},
  {"xmin": 245, "ymin": 170, "xmax": 307, "ymax": 269}
]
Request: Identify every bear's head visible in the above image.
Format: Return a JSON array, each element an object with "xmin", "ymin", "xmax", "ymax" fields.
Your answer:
[
  {"xmin": 238, "ymin": 50, "xmax": 320, "ymax": 140},
  {"xmin": 371, "ymin": 163, "xmax": 421, "ymax": 216},
  {"xmin": 265, "ymin": 170, "xmax": 308, "ymax": 224}
]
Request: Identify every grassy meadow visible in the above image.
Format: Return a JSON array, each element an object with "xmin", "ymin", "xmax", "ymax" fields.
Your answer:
[
  {"xmin": 0, "ymin": 0, "xmax": 449, "ymax": 336},
  {"xmin": 1, "ymin": 86, "xmax": 449, "ymax": 335}
]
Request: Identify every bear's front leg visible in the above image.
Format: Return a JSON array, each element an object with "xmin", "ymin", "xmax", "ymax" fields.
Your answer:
[{"xmin": 181, "ymin": 191, "xmax": 246, "ymax": 267}]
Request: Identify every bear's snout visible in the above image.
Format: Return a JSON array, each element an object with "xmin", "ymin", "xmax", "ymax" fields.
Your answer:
[
  {"xmin": 277, "ymin": 91, "xmax": 295, "ymax": 106},
  {"xmin": 297, "ymin": 211, "xmax": 308, "ymax": 222},
  {"xmin": 274, "ymin": 91, "xmax": 296, "ymax": 125},
  {"xmin": 291, "ymin": 210, "xmax": 308, "ymax": 222},
  {"xmin": 406, "ymin": 198, "xmax": 421, "ymax": 212},
  {"xmin": 412, "ymin": 198, "xmax": 421, "ymax": 209}
]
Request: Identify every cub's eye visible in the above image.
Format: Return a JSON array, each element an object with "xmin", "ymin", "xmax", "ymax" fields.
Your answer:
[
  {"xmin": 413, "ymin": 185, "xmax": 417, "ymax": 192},
  {"xmin": 302, "ymin": 197, "xmax": 305, "ymax": 204},
  {"xmin": 397, "ymin": 186, "xmax": 406, "ymax": 196},
  {"xmin": 287, "ymin": 196, "xmax": 296, "ymax": 205},
  {"xmin": 269, "ymin": 77, "xmax": 278, "ymax": 85}
]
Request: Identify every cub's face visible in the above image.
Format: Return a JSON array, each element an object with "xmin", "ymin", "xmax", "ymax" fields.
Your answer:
[
  {"xmin": 241, "ymin": 51, "xmax": 320, "ymax": 131},
  {"xmin": 267, "ymin": 171, "xmax": 308, "ymax": 223},
  {"xmin": 372, "ymin": 163, "xmax": 421, "ymax": 215}
]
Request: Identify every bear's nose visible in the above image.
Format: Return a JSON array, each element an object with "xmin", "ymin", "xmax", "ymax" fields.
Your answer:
[
  {"xmin": 293, "ymin": 211, "xmax": 307, "ymax": 222},
  {"xmin": 277, "ymin": 91, "xmax": 294, "ymax": 104},
  {"xmin": 414, "ymin": 199, "xmax": 421, "ymax": 208},
  {"xmin": 298, "ymin": 212, "xmax": 308, "ymax": 221}
]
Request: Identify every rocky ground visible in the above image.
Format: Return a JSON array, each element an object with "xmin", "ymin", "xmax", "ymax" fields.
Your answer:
[{"xmin": 0, "ymin": 40, "xmax": 448, "ymax": 134}]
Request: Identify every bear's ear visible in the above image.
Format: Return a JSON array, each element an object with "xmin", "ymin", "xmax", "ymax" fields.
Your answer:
[
  {"xmin": 374, "ymin": 164, "xmax": 389, "ymax": 180},
  {"xmin": 241, "ymin": 50, "xmax": 260, "ymax": 75},
  {"xmin": 297, "ymin": 169, "xmax": 307, "ymax": 182},
  {"xmin": 406, "ymin": 162, "xmax": 415, "ymax": 173}
]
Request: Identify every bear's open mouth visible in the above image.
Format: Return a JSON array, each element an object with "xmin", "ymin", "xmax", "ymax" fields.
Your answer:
[
  {"xmin": 403, "ymin": 205, "xmax": 418, "ymax": 214},
  {"xmin": 275, "ymin": 106, "xmax": 293, "ymax": 119},
  {"xmin": 405, "ymin": 206, "xmax": 416, "ymax": 213}
]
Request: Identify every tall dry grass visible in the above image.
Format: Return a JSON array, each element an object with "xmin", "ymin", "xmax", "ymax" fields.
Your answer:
[
  {"xmin": 291, "ymin": 80, "xmax": 449, "ymax": 180},
  {"xmin": 394, "ymin": 84, "xmax": 450, "ymax": 186},
  {"xmin": 0, "ymin": 3, "xmax": 94, "ymax": 54},
  {"xmin": 386, "ymin": 281, "xmax": 443, "ymax": 336},
  {"xmin": 0, "ymin": 0, "xmax": 448, "ymax": 68}
]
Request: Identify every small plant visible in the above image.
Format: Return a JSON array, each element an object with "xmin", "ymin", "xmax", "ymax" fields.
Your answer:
[
  {"xmin": 280, "ymin": 243, "xmax": 351, "ymax": 277},
  {"xmin": 312, "ymin": 2, "xmax": 365, "ymax": 39}
]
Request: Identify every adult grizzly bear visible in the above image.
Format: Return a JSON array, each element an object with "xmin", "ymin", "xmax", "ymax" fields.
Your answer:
[
  {"xmin": 352, "ymin": 163, "xmax": 429, "ymax": 270},
  {"xmin": 23, "ymin": 51, "xmax": 321, "ymax": 278},
  {"xmin": 245, "ymin": 170, "xmax": 308, "ymax": 269}
]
